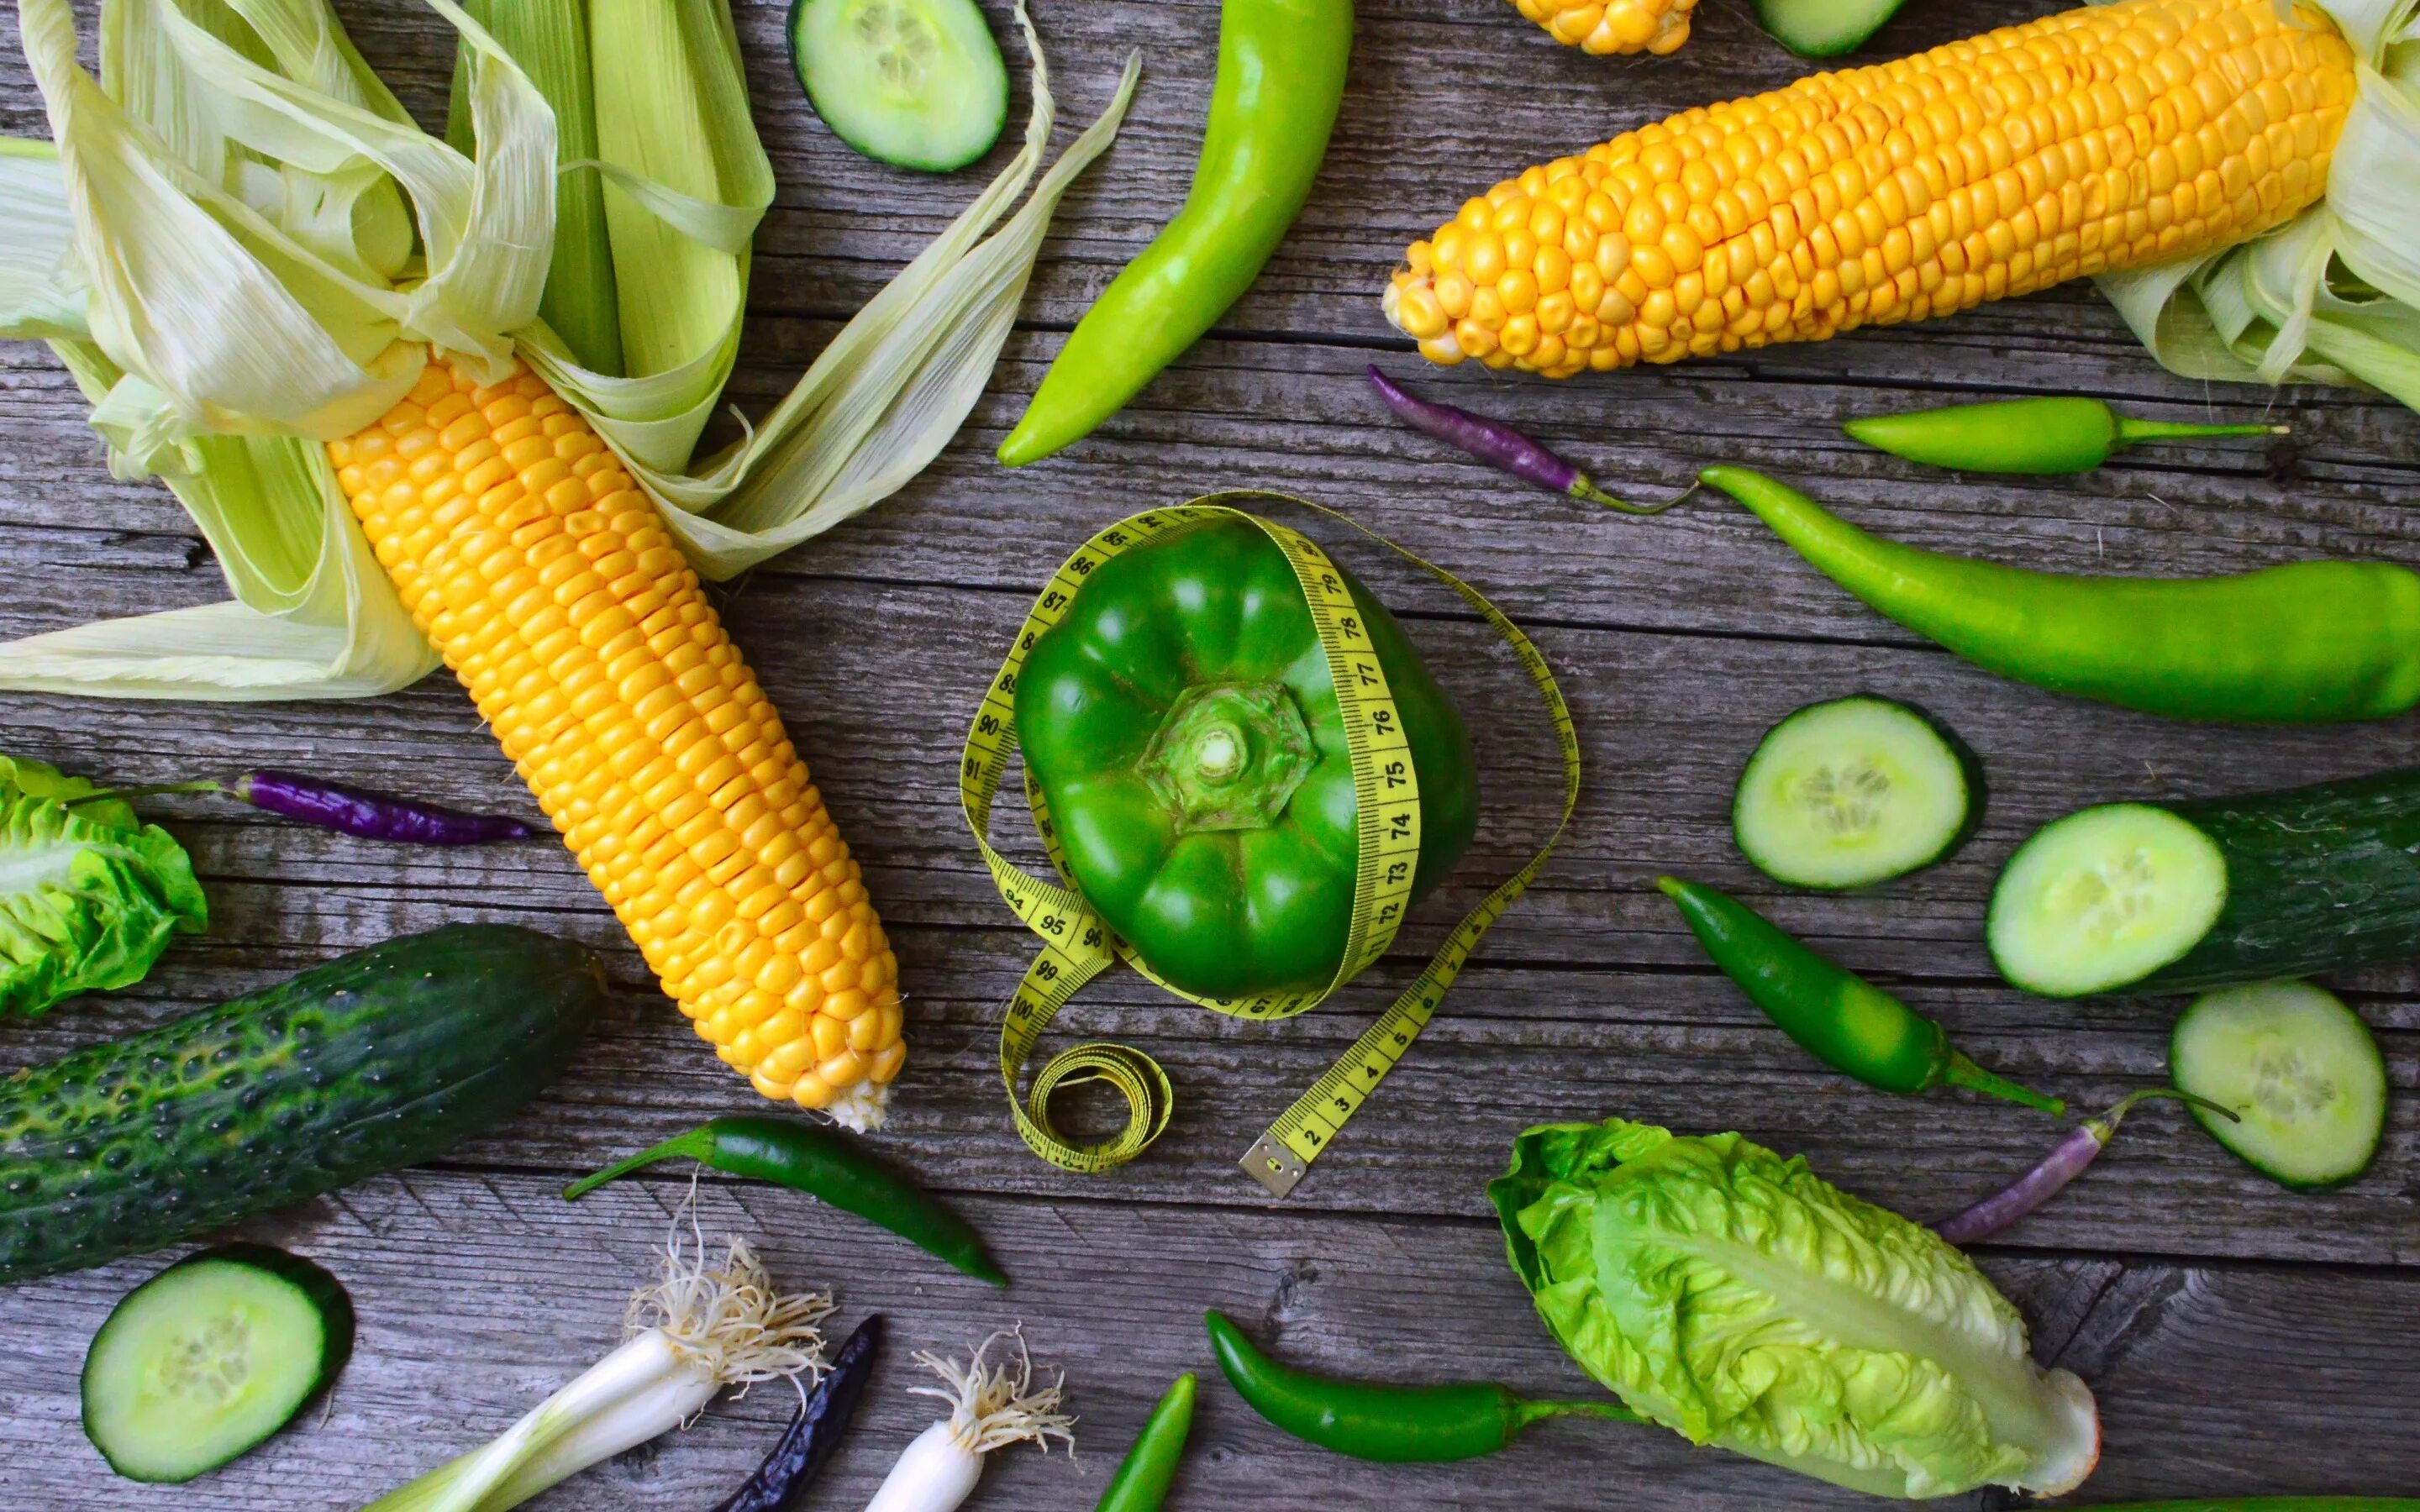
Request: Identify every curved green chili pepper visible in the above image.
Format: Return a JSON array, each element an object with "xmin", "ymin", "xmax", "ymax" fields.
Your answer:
[
  {"xmin": 562, "ymin": 1115, "xmax": 1007, "ymax": 1286},
  {"xmin": 1204, "ymin": 1310, "xmax": 1637, "ymax": 1462},
  {"xmin": 1845, "ymin": 396, "xmax": 2286, "ymax": 475},
  {"xmin": 1658, "ymin": 875, "xmax": 2063, "ymax": 1115},
  {"xmin": 1699, "ymin": 466, "xmax": 2420, "ymax": 725},
  {"xmin": 997, "ymin": 0, "xmax": 1353, "ymax": 465},
  {"xmin": 1093, "ymin": 1373, "xmax": 1197, "ymax": 1511}
]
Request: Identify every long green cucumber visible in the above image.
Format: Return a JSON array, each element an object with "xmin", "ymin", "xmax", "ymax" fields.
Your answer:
[
  {"xmin": 0, "ymin": 924, "xmax": 605, "ymax": 1284},
  {"xmin": 1990, "ymin": 766, "xmax": 2420, "ymax": 997}
]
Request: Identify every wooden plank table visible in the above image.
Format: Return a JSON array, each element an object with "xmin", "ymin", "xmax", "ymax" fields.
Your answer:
[{"xmin": 3, "ymin": 0, "xmax": 2416, "ymax": 1505}]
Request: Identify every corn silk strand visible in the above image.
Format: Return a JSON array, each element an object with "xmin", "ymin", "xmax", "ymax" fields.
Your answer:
[{"xmin": 0, "ymin": 0, "xmax": 1140, "ymax": 700}]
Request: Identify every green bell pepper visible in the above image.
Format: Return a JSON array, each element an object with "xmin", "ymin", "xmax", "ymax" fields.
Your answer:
[{"xmin": 1014, "ymin": 517, "xmax": 1478, "ymax": 1000}]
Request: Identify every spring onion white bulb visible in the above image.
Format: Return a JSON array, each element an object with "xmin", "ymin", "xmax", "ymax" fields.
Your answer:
[
  {"xmin": 863, "ymin": 1329, "xmax": 1076, "ymax": 1512},
  {"xmin": 360, "ymin": 1205, "xmax": 832, "ymax": 1512}
]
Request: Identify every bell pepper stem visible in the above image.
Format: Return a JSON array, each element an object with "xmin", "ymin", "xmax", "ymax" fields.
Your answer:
[
  {"xmin": 562, "ymin": 1126, "xmax": 719, "ymax": 1200},
  {"xmin": 1942, "ymin": 1050, "xmax": 2065, "ymax": 1116},
  {"xmin": 2113, "ymin": 417, "xmax": 2288, "ymax": 447},
  {"xmin": 1512, "ymin": 1398, "xmax": 1647, "ymax": 1431}
]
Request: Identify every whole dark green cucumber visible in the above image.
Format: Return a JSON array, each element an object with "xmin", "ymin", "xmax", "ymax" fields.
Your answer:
[{"xmin": 0, "ymin": 923, "xmax": 605, "ymax": 1284}]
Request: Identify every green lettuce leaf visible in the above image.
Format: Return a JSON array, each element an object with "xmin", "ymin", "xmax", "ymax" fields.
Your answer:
[
  {"xmin": 1490, "ymin": 1119, "xmax": 2098, "ymax": 1501},
  {"xmin": 0, "ymin": 757, "xmax": 206, "ymax": 1016}
]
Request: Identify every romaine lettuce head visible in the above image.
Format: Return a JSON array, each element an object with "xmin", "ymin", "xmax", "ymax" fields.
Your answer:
[
  {"xmin": 0, "ymin": 756, "xmax": 205, "ymax": 1016},
  {"xmin": 1489, "ymin": 1119, "xmax": 2098, "ymax": 1500}
]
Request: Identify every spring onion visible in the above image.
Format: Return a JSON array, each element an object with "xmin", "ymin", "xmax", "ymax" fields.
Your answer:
[
  {"xmin": 0, "ymin": 0, "xmax": 1139, "ymax": 698},
  {"xmin": 863, "ymin": 1329, "xmax": 1076, "ymax": 1512},
  {"xmin": 360, "ymin": 1204, "xmax": 832, "ymax": 1512}
]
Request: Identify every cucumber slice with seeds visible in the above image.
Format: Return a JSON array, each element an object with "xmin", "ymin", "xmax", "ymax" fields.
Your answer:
[
  {"xmin": 1988, "ymin": 803, "xmax": 2228, "ymax": 998},
  {"xmin": 789, "ymin": 0, "xmax": 1008, "ymax": 173},
  {"xmin": 82, "ymin": 1244, "xmax": 354, "ymax": 1483},
  {"xmin": 1733, "ymin": 696, "xmax": 1979, "ymax": 890},
  {"xmin": 2171, "ymin": 980, "xmax": 2386, "ymax": 1189}
]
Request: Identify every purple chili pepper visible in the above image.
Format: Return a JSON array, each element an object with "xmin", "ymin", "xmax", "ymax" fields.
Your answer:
[
  {"xmin": 714, "ymin": 1315, "xmax": 883, "ymax": 1512},
  {"xmin": 231, "ymin": 769, "xmax": 535, "ymax": 845},
  {"xmin": 1933, "ymin": 1088, "xmax": 2236, "ymax": 1246},
  {"xmin": 1366, "ymin": 365, "xmax": 1680, "ymax": 514}
]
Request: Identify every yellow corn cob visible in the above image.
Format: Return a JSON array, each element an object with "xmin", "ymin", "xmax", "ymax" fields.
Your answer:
[
  {"xmin": 1386, "ymin": 0, "xmax": 2356, "ymax": 376},
  {"xmin": 329, "ymin": 359, "xmax": 906, "ymax": 1126},
  {"xmin": 1510, "ymin": 0, "xmax": 1695, "ymax": 57}
]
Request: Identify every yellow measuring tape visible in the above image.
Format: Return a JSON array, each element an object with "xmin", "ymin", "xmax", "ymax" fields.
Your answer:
[{"xmin": 959, "ymin": 492, "xmax": 1578, "ymax": 1198}]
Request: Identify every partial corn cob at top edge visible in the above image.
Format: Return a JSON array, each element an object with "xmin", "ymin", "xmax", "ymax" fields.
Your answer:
[
  {"xmin": 1511, "ymin": 0, "xmax": 1697, "ymax": 57},
  {"xmin": 329, "ymin": 360, "xmax": 905, "ymax": 1127},
  {"xmin": 1386, "ymin": 0, "xmax": 2357, "ymax": 376}
]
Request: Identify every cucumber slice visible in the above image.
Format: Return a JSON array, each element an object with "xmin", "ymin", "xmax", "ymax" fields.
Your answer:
[
  {"xmin": 1988, "ymin": 802, "xmax": 2228, "ymax": 997},
  {"xmin": 2171, "ymin": 981, "xmax": 2387, "ymax": 1189},
  {"xmin": 82, "ymin": 1245, "xmax": 354, "ymax": 1483},
  {"xmin": 789, "ymin": 0, "xmax": 1008, "ymax": 173},
  {"xmin": 1732, "ymin": 696, "xmax": 1978, "ymax": 889},
  {"xmin": 1753, "ymin": 0, "xmax": 1911, "ymax": 56}
]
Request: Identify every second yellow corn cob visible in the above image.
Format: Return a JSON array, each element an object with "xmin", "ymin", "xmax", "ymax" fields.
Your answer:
[
  {"xmin": 331, "ymin": 360, "xmax": 905, "ymax": 1126},
  {"xmin": 1387, "ymin": 0, "xmax": 2357, "ymax": 375},
  {"xmin": 1510, "ymin": 0, "xmax": 1696, "ymax": 57}
]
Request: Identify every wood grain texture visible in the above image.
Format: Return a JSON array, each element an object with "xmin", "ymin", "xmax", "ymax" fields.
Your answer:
[
  {"xmin": 3, "ymin": 0, "xmax": 2417, "ymax": 1504},
  {"xmin": 2, "ymin": 1170, "xmax": 2417, "ymax": 1510}
]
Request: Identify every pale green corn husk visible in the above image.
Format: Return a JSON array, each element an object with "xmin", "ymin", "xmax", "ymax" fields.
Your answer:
[
  {"xmin": 447, "ymin": 0, "xmax": 622, "ymax": 375},
  {"xmin": 0, "ymin": 0, "xmax": 1139, "ymax": 698},
  {"xmin": 2096, "ymin": 0, "xmax": 2420, "ymax": 405}
]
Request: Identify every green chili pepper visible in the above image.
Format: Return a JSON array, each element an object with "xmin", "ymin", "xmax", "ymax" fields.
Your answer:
[
  {"xmin": 1658, "ymin": 875, "xmax": 2063, "ymax": 1115},
  {"xmin": 1204, "ymin": 1310, "xmax": 1637, "ymax": 1462},
  {"xmin": 562, "ymin": 1115, "xmax": 1007, "ymax": 1286},
  {"xmin": 1018, "ymin": 517, "xmax": 1477, "ymax": 1000},
  {"xmin": 1844, "ymin": 396, "xmax": 2286, "ymax": 475},
  {"xmin": 1093, "ymin": 1373, "xmax": 1197, "ymax": 1511},
  {"xmin": 1698, "ymin": 466, "xmax": 2420, "ymax": 725},
  {"xmin": 997, "ymin": 0, "xmax": 1353, "ymax": 465}
]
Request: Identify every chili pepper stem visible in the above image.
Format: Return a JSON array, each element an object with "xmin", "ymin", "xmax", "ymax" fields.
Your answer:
[
  {"xmin": 561, "ymin": 1127, "xmax": 718, "ymax": 1200},
  {"xmin": 1509, "ymin": 1398, "xmax": 1646, "ymax": 1430},
  {"xmin": 2087, "ymin": 1085, "xmax": 2238, "ymax": 1139},
  {"xmin": 2113, "ymin": 417, "xmax": 2290, "ymax": 446},
  {"xmin": 1941, "ymin": 1051, "xmax": 2066, "ymax": 1116},
  {"xmin": 1567, "ymin": 477, "xmax": 1694, "ymax": 515}
]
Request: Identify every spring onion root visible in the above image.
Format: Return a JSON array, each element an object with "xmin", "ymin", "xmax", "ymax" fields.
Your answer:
[
  {"xmin": 360, "ymin": 1196, "xmax": 831, "ymax": 1511},
  {"xmin": 863, "ymin": 1327, "xmax": 1076, "ymax": 1512}
]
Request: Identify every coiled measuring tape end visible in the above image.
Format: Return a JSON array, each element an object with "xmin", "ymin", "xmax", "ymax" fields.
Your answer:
[{"xmin": 1014, "ymin": 1040, "xmax": 1175, "ymax": 1173}]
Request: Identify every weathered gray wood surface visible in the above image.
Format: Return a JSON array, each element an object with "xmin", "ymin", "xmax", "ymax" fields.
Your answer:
[{"xmin": 2, "ymin": 0, "xmax": 2417, "ymax": 1506}]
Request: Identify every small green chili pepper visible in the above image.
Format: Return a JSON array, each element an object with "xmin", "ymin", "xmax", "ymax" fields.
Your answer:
[
  {"xmin": 1659, "ymin": 875, "xmax": 2063, "ymax": 1115},
  {"xmin": 1698, "ymin": 466, "xmax": 2420, "ymax": 725},
  {"xmin": 1204, "ymin": 1310, "xmax": 1637, "ymax": 1462},
  {"xmin": 563, "ymin": 1115, "xmax": 1006, "ymax": 1286},
  {"xmin": 1093, "ymin": 1373, "xmax": 1197, "ymax": 1511},
  {"xmin": 997, "ymin": 0, "xmax": 1354, "ymax": 465},
  {"xmin": 1845, "ymin": 396, "xmax": 2286, "ymax": 475}
]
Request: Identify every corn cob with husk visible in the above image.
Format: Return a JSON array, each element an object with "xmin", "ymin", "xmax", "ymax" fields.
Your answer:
[
  {"xmin": 1509, "ymin": 0, "xmax": 1697, "ymax": 57},
  {"xmin": 1387, "ymin": 0, "xmax": 2364, "ymax": 378},
  {"xmin": 0, "ymin": 0, "xmax": 1139, "ymax": 1128}
]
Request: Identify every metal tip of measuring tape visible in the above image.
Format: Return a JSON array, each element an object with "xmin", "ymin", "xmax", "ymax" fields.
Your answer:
[{"xmin": 1240, "ymin": 1135, "xmax": 1308, "ymax": 1200}]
